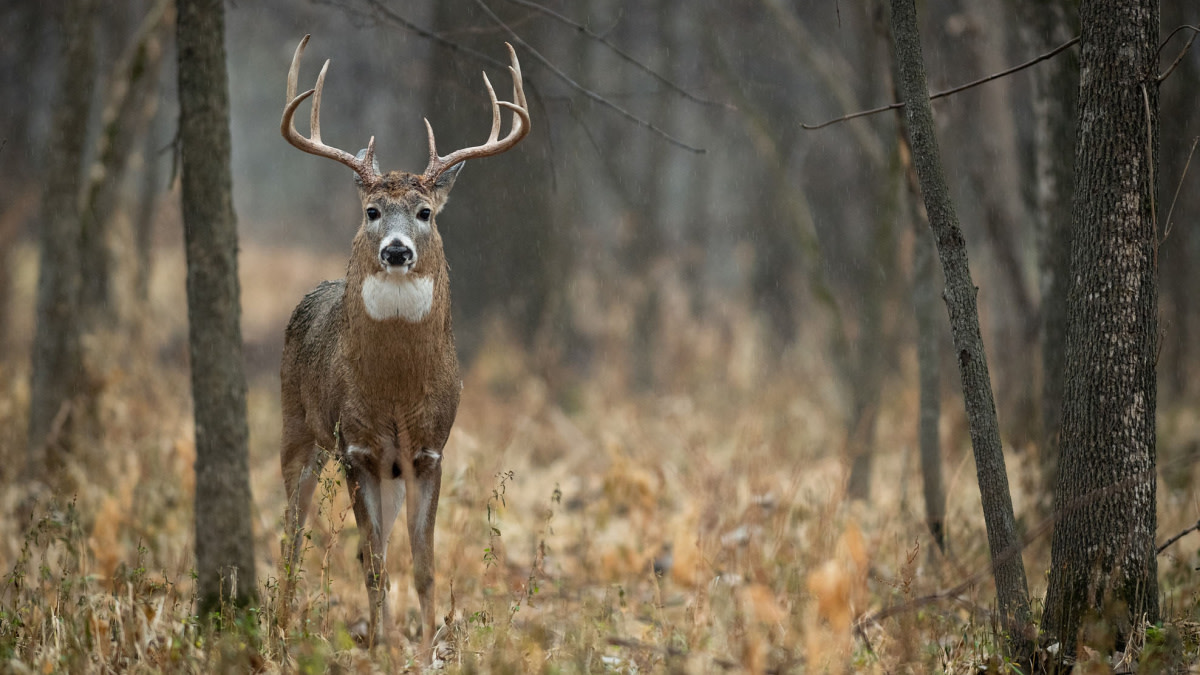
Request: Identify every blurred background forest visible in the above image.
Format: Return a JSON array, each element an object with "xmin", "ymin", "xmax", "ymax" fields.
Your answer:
[{"xmin": 2, "ymin": 0, "xmax": 1200, "ymax": 671}]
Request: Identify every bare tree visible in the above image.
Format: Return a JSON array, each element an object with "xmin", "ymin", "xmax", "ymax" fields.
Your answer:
[
  {"xmin": 1017, "ymin": 0, "xmax": 1079, "ymax": 501},
  {"xmin": 26, "ymin": 0, "xmax": 98, "ymax": 485},
  {"xmin": 891, "ymin": 0, "xmax": 1033, "ymax": 657},
  {"xmin": 79, "ymin": 0, "xmax": 171, "ymax": 330},
  {"xmin": 1043, "ymin": 0, "xmax": 1160, "ymax": 657},
  {"xmin": 176, "ymin": 0, "xmax": 257, "ymax": 611},
  {"xmin": 1158, "ymin": 2, "xmax": 1200, "ymax": 402}
]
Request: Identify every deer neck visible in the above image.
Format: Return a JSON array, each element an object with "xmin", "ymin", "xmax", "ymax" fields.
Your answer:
[{"xmin": 342, "ymin": 250, "xmax": 452, "ymax": 391}]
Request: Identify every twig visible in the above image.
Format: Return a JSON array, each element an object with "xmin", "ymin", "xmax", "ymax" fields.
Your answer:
[
  {"xmin": 1162, "ymin": 136, "xmax": 1199, "ymax": 244},
  {"xmin": 334, "ymin": 0, "xmax": 705, "ymax": 153},
  {"xmin": 802, "ymin": 35, "xmax": 1079, "ymax": 130},
  {"xmin": 501, "ymin": 0, "xmax": 731, "ymax": 110},
  {"xmin": 1157, "ymin": 519, "xmax": 1200, "ymax": 555},
  {"xmin": 1156, "ymin": 24, "xmax": 1199, "ymax": 82},
  {"xmin": 853, "ymin": 462, "xmax": 1160, "ymax": 640},
  {"xmin": 473, "ymin": 0, "xmax": 705, "ymax": 153},
  {"xmin": 349, "ymin": 0, "xmax": 508, "ymax": 70},
  {"xmin": 1144, "ymin": 85, "xmax": 1156, "ymax": 247}
]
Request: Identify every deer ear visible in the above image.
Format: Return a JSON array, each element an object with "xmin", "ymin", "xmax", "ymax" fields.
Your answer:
[
  {"xmin": 353, "ymin": 148, "xmax": 381, "ymax": 188},
  {"xmin": 432, "ymin": 162, "xmax": 464, "ymax": 197}
]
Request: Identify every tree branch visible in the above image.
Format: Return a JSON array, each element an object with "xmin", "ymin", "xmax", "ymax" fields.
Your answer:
[
  {"xmin": 1157, "ymin": 24, "xmax": 1200, "ymax": 82},
  {"xmin": 344, "ymin": 0, "xmax": 508, "ymax": 69},
  {"xmin": 1162, "ymin": 136, "xmax": 1199, "ymax": 244},
  {"xmin": 473, "ymin": 0, "xmax": 705, "ymax": 153},
  {"xmin": 802, "ymin": 35, "xmax": 1079, "ymax": 130},
  {"xmin": 333, "ymin": 0, "xmax": 706, "ymax": 153},
  {"xmin": 1158, "ymin": 519, "xmax": 1200, "ymax": 555},
  {"xmin": 501, "ymin": 0, "xmax": 731, "ymax": 110}
]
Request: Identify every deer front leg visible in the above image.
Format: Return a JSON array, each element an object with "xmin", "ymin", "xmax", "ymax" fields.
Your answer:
[
  {"xmin": 345, "ymin": 445, "xmax": 389, "ymax": 648},
  {"xmin": 407, "ymin": 447, "xmax": 443, "ymax": 662}
]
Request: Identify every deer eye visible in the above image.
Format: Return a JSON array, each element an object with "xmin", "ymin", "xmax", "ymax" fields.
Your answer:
[
  {"xmin": 366, "ymin": 207, "xmax": 381, "ymax": 220},
  {"xmin": 417, "ymin": 207, "xmax": 432, "ymax": 221}
]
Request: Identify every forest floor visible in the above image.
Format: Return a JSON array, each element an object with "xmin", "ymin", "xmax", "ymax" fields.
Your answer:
[{"xmin": 2, "ymin": 242, "xmax": 1200, "ymax": 673}]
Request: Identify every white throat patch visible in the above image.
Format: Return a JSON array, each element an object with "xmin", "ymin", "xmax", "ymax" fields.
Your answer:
[{"xmin": 361, "ymin": 274, "xmax": 434, "ymax": 322}]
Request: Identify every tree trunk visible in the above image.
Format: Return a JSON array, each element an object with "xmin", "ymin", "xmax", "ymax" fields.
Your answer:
[
  {"xmin": 0, "ymin": 3, "xmax": 48, "ymax": 360},
  {"xmin": 958, "ymin": 0, "xmax": 1039, "ymax": 450},
  {"xmin": 1042, "ymin": 0, "xmax": 1159, "ymax": 657},
  {"xmin": 1158, "ymin": 0, "xmax": 1200, "ymax": 402},
  {"xmin": 80, "ymin": 0, "xmax": 171, "ymax": 330},
  {"xmin": 901, "ymin": 134, "xmax": 947, "ymax": 554},
  {"xmin": 890, "ymin": 0, "xmax": 1033, "ymax": 655},
  {"xmin": 1019, "ymin": 0, "xmax": 1079, "ymax": 504},
  {"xmin": 176, "ymin": 0, "xmax": 257, "ymax": 612},
  {"xmin": 26, "ymin": 0, "xmax": 97, "ymax": 484}
]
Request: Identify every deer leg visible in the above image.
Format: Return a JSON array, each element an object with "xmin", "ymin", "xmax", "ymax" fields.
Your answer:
[
  {"xmin": 406, "ymin": 447, "xmax": 443, "ymax": 661},
  {"xmin": 282, "ymin": 450, "xmax": 322, "ymax": 578},
  {"xmin": 345, "ymin": 445, "xmax": 389, "ymax": 648},
  {"xmin": 279, "ymin": 433, "xmax": 322, "ymax": 635}
]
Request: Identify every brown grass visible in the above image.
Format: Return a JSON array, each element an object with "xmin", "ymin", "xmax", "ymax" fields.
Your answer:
[{"xmin": 2, "ymin": 242, "xmax": 1200, "ymax": 673}]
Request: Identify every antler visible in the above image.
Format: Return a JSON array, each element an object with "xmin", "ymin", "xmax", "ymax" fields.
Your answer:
[
  {"xmin": 423, "ymin": 43, "xmax": 531, "ymax": 181},
  {"xmin": 281, "ymin": 35, "xmax": 380, "ymax": 188}
]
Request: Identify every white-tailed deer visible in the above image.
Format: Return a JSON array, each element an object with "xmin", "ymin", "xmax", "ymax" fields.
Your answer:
[{"xmin": 277, "ymin": 35, "xmax": 529, "ymax": 657}]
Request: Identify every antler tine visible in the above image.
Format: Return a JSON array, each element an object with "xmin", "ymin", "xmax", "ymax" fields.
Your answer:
[
  {"xmin": 507, "ymin": 42, "xmax": 527, "ymax": 111},
  {"xmin": 311, "ymin": 59, "xmax": 330, "ymax": 144},
  {"xmin": 423, "ymin": 42, "xmax": 531, "ymax": 180},
  {"xmin": 286, "ymin": 35, "xmax": 308, "ymax": 105},
  {"xmin": 281, "ymin": 35, "xmax": 380, "ymax": 187},
  {"xmin": 483, "ymin": 72, "xmax": 502, "ymax": 144}
]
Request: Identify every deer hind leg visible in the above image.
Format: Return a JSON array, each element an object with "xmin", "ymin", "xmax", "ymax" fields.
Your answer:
[
  {"xmin": 406, "ymin": 447, "xmax": 444, "ymax": 662},
  {"xmin": 345, "ymin": 444, "xmax": 389, "ymax": 648}
]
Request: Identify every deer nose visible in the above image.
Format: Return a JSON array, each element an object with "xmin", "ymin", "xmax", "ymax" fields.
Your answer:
[{"xmin": 381, "ymin": 244, "xmax": 414, "ymax": 267}]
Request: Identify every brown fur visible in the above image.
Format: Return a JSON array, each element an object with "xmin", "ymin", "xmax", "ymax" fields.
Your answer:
[
  {"xmin": 277, "ymin": 36, "xmax": 528, "ymax": 661},
  {"xmin": 278, "ymin": 169, "xmax": 461, "ymax": 656}
]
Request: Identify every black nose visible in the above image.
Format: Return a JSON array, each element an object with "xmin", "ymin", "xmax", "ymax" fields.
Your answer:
[{"xmin": 381, "ymin": 244, "xmax": 414, "ymax": 267}]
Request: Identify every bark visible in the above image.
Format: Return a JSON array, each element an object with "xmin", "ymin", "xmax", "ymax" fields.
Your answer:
[
  {"xmin": 26, "ymin": 0, "xmax": 97, "ymax": 482},
  {"xmin": 891, "ymin": 0, "xmax": 1033, "ymax": 655},
  {"xmin": 176, "ymin": 0, "xmax": 257, "ymax": 611},
  {"xmin": 888, "ymin": 15, "xmax": 947, "ymax": 553},
  {"xmin": 1019, "ymin": 0, "xmax": 1079, "ymax": 503},
  {"xmin": 1043, "ymin": 0, "xmax": 1159, "ymax": 656}
]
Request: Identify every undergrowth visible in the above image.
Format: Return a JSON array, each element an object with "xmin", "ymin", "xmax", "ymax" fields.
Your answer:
[{"xmin": 2, "ymin": 244, "xmax": 1200, "ymax": 672}]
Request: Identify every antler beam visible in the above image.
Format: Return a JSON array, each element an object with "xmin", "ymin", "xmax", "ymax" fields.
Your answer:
[
  {"xmin": 423, "ymin": 42, "xmax": 531, "ymax": 180},
  {"xmin": 281, "ymin": 35, "xmax": 380, "ymax": 188}
]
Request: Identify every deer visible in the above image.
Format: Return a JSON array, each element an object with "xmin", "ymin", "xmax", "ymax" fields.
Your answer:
[{"xmin": 276, "ymin": 35, "xmax": 529, "ymax": 658}]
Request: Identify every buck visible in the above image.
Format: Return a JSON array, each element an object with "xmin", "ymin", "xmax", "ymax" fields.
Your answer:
[{"xmin": 277, "ymin": 35, "xmax": 529, "ymax": 656}]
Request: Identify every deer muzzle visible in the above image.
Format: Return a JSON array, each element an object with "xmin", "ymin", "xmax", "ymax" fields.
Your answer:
[{"xmin": 381, "ymin": 243, "xmax": 415, "ymax": 269}]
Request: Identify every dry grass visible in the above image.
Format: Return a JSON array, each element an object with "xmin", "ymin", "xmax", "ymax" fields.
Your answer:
[{"xmin": 3, "ymin": 242, "xmax": 1200, "ymax": 673}]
